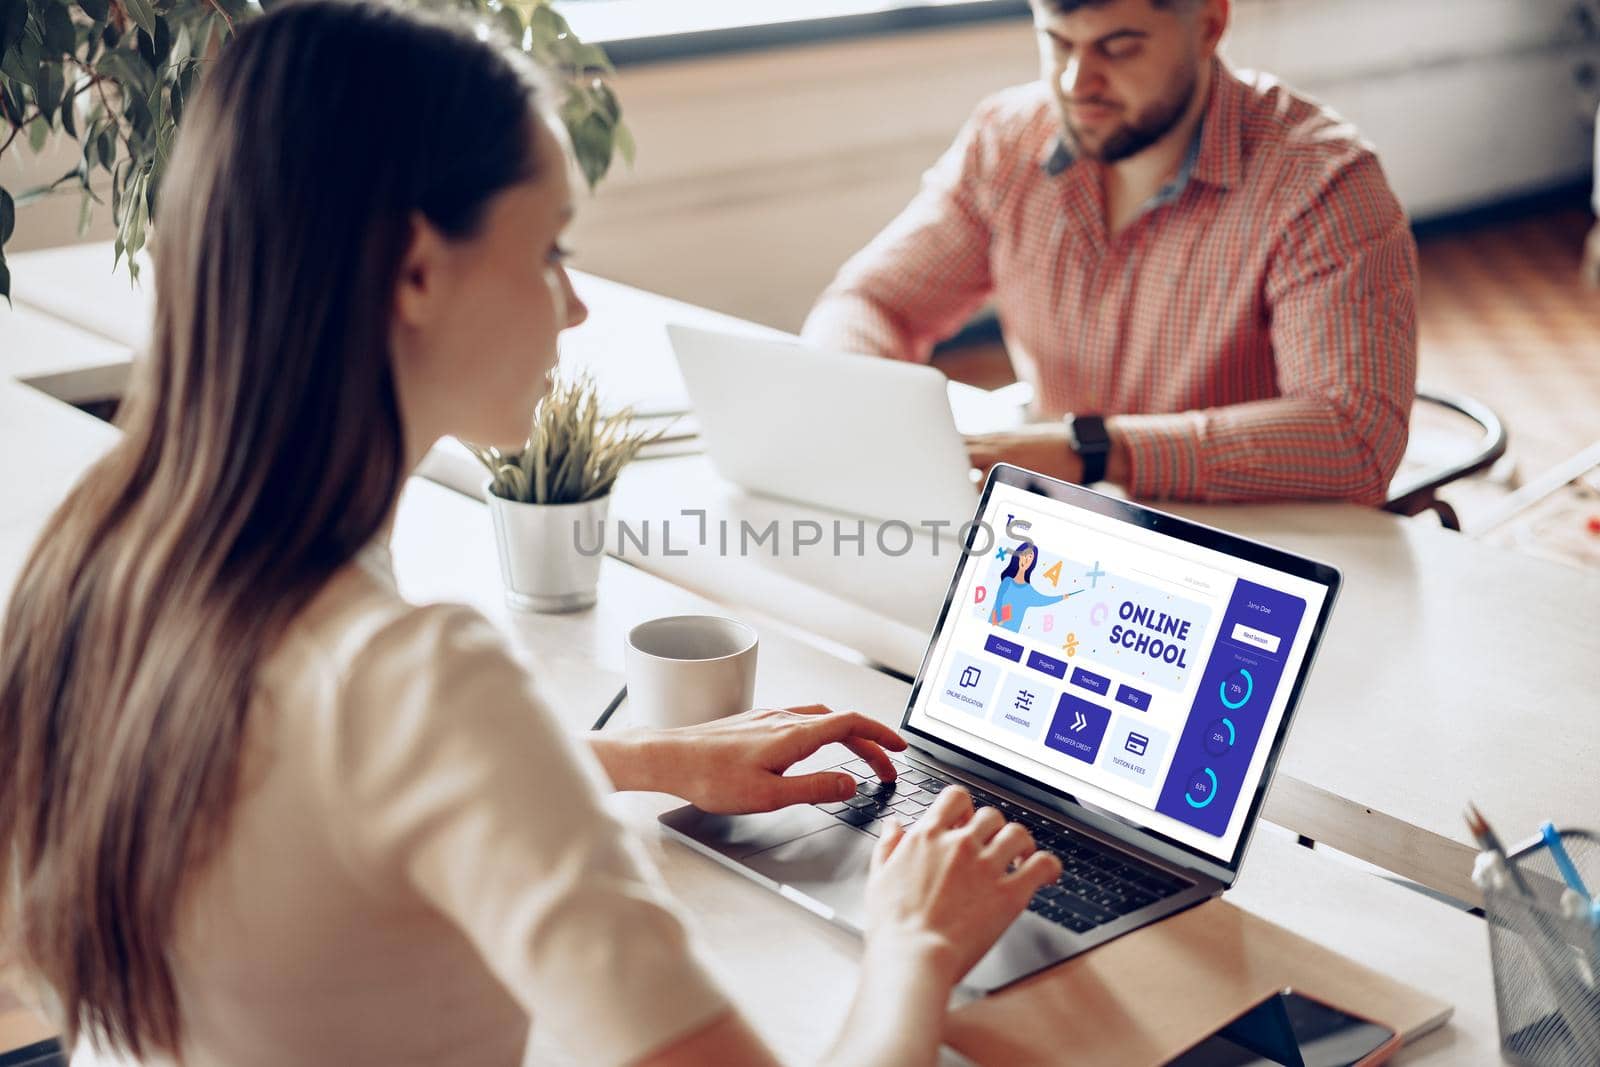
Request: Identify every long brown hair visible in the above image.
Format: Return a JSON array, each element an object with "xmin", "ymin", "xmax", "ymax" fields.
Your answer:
[{"xmin": 0, "ymin": 2, "xmax": 545, "ymax": 1055}]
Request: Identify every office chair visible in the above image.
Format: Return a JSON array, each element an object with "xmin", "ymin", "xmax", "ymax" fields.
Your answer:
[{"xmin": 1383, "ymin": 387, "xmax": 1509, "ymax": 531}]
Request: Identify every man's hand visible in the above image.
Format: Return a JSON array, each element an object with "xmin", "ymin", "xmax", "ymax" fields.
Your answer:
[
  {"xmin": 967, "ymin": 423, "xmax": 1083, "ymax": 484},
  {"xmin": 1584, "ymin": 222, "xmax": 1600, "ymax": 289},
  {"xmin": 590, "ymin": 705, "xmax": 907, "ymax": 814}
]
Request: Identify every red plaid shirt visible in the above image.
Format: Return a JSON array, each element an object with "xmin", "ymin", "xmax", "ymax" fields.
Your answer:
[{"xmin": 802, "ymin": 61, "xmax": 1418, "ymax": 504}]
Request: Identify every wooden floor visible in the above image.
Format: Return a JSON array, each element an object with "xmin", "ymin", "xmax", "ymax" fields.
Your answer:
[
  {"xmin": 934, "ymin": 195, "xmax": 1600, "ymax": 564},
  {"xmin": 1416, "ymin": 203, "xmax": 1600, "ymax": 486}
]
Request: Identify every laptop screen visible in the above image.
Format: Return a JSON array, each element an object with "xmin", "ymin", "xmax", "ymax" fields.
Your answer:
[{"xmin": 902, "ymin": 466, "xmax": 1338, "ymax": 869}]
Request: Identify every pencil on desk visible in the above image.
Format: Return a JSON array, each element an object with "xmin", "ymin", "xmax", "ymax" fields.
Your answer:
[
  {"xmin": 1540, "ymin": 822, "xmax": 1592, "ymax": 903},
  {"xmin": 1469, "ymin": 804, "xmax": 1600, "ymax": 1056},
  {"xmin": 1466, "ymin": 802, "xmax": 1533, "ymax": 897}
]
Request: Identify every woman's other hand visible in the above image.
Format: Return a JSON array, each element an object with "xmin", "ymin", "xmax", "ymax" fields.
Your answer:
[{"xmin": 865, "ymin": 785, "xmax": 1062, "ymax": 988}]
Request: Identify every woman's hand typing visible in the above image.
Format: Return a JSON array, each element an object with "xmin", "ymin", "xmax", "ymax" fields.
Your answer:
[{"xmin": 589, "ymin": 704, "xmax": 906, "ymax": 814}]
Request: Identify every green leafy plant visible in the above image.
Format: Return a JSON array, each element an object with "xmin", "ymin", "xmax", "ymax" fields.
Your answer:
[
  {"xmin": 0, "ymin": 0, "xmax": 631, "ymax": 299},
  {"xmin": 467, "ymin": 370, "xmax": 662, "ymax": 505}
]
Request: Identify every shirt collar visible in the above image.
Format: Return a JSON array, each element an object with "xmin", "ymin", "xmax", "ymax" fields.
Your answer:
[
  {"xmin": 1146, "ymin": 128, "xmax": 1201, "ymax": 210},
  {"xmin": 1189, "ymin": 58, "xmax": 1243, "ymax": 190}
]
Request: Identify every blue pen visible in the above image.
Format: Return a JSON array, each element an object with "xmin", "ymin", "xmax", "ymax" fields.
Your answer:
[{"xmin": 1541, "ymin": 822, "xmax": 1591, "ymax": 902}]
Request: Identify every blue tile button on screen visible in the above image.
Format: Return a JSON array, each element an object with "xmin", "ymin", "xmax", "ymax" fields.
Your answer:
[
  {"xmin": 1026, "ymin": 650, "xmax": 1067, "ymax": 680},
  {"xmin": 991, "ymin": 673, "xmax": 1056, "ymax": 740},
  {"xmin": 1104, "ymin": 717, "xmax": 1171, "ymax": 790},
  {"xmin": 984, "ymin": 634, "xmax": 1024, "ymax": 662},
  {"xmin": 1070, "ymin": 666, "xmax": 1111, "ymax": 696},
  {"xmin": 1043, "ymin": 694, "xmax": 1110, "ymax": 764},
  {"xmin": 1115, "ymin": 684, "xmax": 1152, "ymax": 712},
  {"xmin": 937, "ymin": 650, "xmax": 1002, "ymax": 717}
]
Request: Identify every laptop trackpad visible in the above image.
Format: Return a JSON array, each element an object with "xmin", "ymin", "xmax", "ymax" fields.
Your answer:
[
  {"xmin": 745, "ymin": 824, "xmax": 875, "ymax": 929},
  {"xmin": 662, "ymin": 803, "xmax": 840, "ymax": 860}
]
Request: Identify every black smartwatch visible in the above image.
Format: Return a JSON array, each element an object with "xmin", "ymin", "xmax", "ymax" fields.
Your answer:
[{"xmin": 1065, "ymin": 414, "xmax": 1111, "ymax": 485}]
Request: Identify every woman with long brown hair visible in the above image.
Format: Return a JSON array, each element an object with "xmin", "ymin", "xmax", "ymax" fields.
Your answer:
[{"xmin": 0, "ymin": 3, "xmax": 1060, "ymax": 1063}]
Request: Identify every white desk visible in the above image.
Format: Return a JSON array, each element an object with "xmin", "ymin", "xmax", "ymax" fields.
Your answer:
[
  {"xmin": 11, "ymin": 241, "xmax": 1597, "ymax": 907},
  {"xmin": 4, "ymin": 242, "xmax": 783, "ymax": 417},
  {"xmin": 3, "ymin": 245, "xmax": 154, "ymax": 357},
  {"xmin": 0, "ymin": 379, "xmax": 119, "ymax": 613},
  {"xmin": 0, "ymin": 300, "xmax": 134, "ymax": 404},
  {"xmin": 605, "ymin": 453, "xmax": 1600, "ymax": 905},
  {"xmin": 389, "ymin": 478, "xmax": 1501, "ymax": 1065},
  {"xmin": 0, "ymin": 374, "xmax": 1504, "ymax": 1063}
]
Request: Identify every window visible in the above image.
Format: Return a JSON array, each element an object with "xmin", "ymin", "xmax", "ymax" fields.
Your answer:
[{"xmin": 556, "ymin": 0, "xmax": 1030, "ymax": 65}]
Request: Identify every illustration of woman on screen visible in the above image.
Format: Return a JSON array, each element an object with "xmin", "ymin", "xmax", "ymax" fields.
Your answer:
[{"xmin": 989, "ymin": 542, "xmax": 1070, "ymax": 633}]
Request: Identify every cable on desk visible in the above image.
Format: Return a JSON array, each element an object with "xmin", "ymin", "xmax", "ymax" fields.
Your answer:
[{"xmin": 592, "ymin": 685, "xmax": 627, "ymax": 732}]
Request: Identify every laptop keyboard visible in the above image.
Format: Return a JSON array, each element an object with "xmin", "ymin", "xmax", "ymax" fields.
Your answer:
[{"xmin": 819, "ymin": 758, "xmax": 1191, "ymax": 935}]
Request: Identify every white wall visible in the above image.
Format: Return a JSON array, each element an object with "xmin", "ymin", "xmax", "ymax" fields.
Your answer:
[
  {"xmin": 562, "ymin": 20, "xmax": 1040, "ymax": 333},
  {"xmin": 1223, "ymin": 0, "xmax": 1600, "ymax": 216},
  {"xmin": 3, "ymin": 135, "xmax": 118, "ymax": 255}
]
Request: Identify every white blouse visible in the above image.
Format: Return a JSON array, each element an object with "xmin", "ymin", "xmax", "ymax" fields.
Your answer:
[{"xmin": 154, "ymin": 549, "xmax": 728, "ymax": 1066}]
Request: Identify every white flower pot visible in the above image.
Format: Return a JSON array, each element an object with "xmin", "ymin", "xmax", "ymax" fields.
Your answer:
[{"xmin": 484, "ymin": 482, "xmax": 609, "ymax": 613}]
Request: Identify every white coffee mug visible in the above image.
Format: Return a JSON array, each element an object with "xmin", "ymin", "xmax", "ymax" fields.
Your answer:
[{"xmin": 624, "ymin": 615, "xmax": 759, "ymax": 729}]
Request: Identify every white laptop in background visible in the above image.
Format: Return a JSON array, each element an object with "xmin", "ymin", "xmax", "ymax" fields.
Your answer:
[{"xmin": 667, "ymin": 324, "xmax": 1024, "ymax": 527}]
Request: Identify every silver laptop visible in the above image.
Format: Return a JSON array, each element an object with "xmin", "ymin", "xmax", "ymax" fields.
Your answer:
[
  {"xmin": 662, "ymin": 464, "xmax": 1341, "ymax": 992},
  {"xmin": 668, "ymin": 323, "xmax": 1023, "ymax": 527}
]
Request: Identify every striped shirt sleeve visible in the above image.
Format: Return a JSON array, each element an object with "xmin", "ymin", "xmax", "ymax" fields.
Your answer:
[
  {"xmin": 801, "ymin": 103, "xmax": 996, "ymax": 362},
  {"xmin": 1114, "ymin": 153, "xmax": 1418, "ymax": 504}
]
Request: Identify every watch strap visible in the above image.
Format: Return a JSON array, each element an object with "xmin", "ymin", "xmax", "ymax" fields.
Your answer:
[{"xmin": 1067, "ymin": 414, "xmax": 1110, "ymax": 484}]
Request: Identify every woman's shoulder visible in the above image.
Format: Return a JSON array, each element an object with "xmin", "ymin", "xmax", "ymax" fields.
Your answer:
[
  {"xmin": 255, "ymin": 559, "xmax": 541, "ymax": 812},
  {"xmin": 262, "ymin": 557, "xmax": 503, "ymax": 701}
]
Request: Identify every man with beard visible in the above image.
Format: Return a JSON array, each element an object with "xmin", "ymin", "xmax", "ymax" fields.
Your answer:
[{"xmin": 802, "ymin": 0, "xmax": 1418, "ymax": 505}]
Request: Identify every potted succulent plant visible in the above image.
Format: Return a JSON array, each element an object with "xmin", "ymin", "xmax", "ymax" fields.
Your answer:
[{"xmin": 467, "ymin": 371, "xmax": 659, "ymax": 612}]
